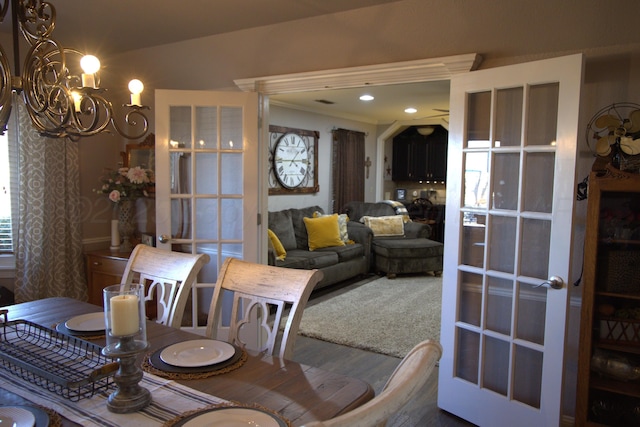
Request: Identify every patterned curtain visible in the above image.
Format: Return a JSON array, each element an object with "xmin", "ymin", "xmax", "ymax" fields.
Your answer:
[
  {"xmin": 331, "ymin": 129, "xmax": 365, "ymax": 213},
  {"xmin": 13, "ymin": 94, "xmax": 87, "ymax": 302}
]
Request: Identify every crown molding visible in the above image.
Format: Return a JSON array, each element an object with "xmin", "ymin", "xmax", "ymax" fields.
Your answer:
[{"xmin": 234, "ymin": 53, "xmax": 482, "ymax": 95}]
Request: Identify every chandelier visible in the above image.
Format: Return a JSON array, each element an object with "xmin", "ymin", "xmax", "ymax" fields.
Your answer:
[{"xmin": 0, "ymin": 0, "xmax": 149, "ymax": 140}]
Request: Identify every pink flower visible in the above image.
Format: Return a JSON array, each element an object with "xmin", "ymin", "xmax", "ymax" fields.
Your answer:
[
  {"xmin": 127, "ymin": 166, "xmax": 150, "ymax": 184},
  {"xmin": 108, "ymin": 190, "xmax": 121, "ymax": 202}
]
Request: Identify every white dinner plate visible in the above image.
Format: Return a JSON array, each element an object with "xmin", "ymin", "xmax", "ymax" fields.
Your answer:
[
  {"xmin": 160, "ymin": 339, "xmax": 235, "ymax": 367},
  {"xmin": 64, "ymin": 312, "xmax": 105, "ymax": 332},
  {"xmin": 183, "ymin": 407, "xmax": 282, "ymax": 427},
  {"xmin": 0, "ymin": 407, "xmax": 36, "ymax": 427}
]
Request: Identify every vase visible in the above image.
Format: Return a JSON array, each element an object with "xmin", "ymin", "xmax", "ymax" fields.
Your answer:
[{"xmin": 118, "ymin": 200, "xmax": 136, "ymax": 251}]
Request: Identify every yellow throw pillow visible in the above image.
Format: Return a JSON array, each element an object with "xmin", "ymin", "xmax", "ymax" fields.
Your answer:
[
  {"xmin": 303, "ymin": 214, "xmax": 345, "ymax": 251},
  {"xmin": 267, "ymin": 229, "xmax": 287, "ymax": 260},
  {"xmin": 313, "ymin": 211, "xmax": 349, "ymax": 243},
  {"xmin": 362, "ymin": 215, "xmax": 405, "ymax": 236}
]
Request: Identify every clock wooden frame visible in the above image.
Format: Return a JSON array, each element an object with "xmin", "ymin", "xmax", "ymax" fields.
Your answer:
[{"xmin": 268, "ymin": 125, "xmax": 319, "ymax": 194}]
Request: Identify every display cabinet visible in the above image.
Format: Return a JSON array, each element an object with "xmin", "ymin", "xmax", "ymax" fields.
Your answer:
[
  {"xmin": 576, "ymin": 164, "xmax": 640, "ymax": 426},
  {"xmin": 392, "ymin": 125, "xmax": 447, "ymax": 182}
]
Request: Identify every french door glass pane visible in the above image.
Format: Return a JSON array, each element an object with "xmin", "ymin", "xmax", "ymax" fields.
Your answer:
[
  {"xmin": 486, "ymin": 276, "xmax": 513, "ymax": 335},
  {"xmin": 195, "ymin": 106, "xmax": 217, "ymax": 148},
  {"xmin": 488, "ymin": 215, "xmax": 516, "ymax": 273},
  {"xmin": 516, "ymin": 284, "xmax": 547, "ymax": 345},
  {"xmin": 520, "ymin": 218, "xmax": 551, "ymax": 279},
  {"xmin": 170, "ymin": 106, "xmax": 192, "ymax": 148},
  {"xmin": 483, "ymin": 336, "xmax": 509, "ymax": 396},
  {"xmin": 513, "ymin": 345, "xmax": 543, "ymax": 408},
  {"xmin": 495, "ymin": 87, "xmax": 523, "ymax": 147},
  {"xmin": 221, "ymin": 107, "xmax": 243, "ymax": 149},
  {"xmin": 170, "ymin": 153, "xmax": 191, "ymax": 195},
  {"xmin": 466, "ymin": 91, "xmax": 491, "ymax": 148},
  {"xmin": 220, "ymin": 198, "xmax": 243, "ymax": 240},
  {"xmin": 195, "ymin": 198, "xmax": 218, "ymax": 240},
  {"xmin": 523, "ymin": 152, "xmax": 555, "ymax": 213},
  {"xmin": 221, "ymin": 153, "xmax": 243, "ymax": 194},
  {"xmin": 464, "ymin": 151, "xmax": 490, "ymax": 208},
  {"xmin": 456, "ymin": 328, "xmax": 480, "ymax": 384},
  {"xmin": 461, "ymin": 218, "xmax": 485, "ymax": 268},
  {"xmin": 171, "ymin": 199, "xmax": 191, "ymax": 239},
  {"xmin": 459, "ymin": 271, "xmax": 483, "ymax": 326},
  {"xmin": 195, "ymin": 153, "xmax": 218, "ymax": 194},
  {"xmin": 526, "ymin": 83, "xmax": 559, "ymax": 146},
  {"xmin": 492, "ymin": 153, "xmax": 520, "ymax": 210}
]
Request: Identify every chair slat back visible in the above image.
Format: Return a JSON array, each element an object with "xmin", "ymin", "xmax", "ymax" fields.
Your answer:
[
  {"xmin": 121, "ymin": 244, "xmax": 210, "ymax": 329},
  {"xmin": 205, "ymin": 257, "xmax": 323, "ymax": 359},
  {"xmin": 300, "ymin": 340, "xmax": 443, "ymax": 427}
]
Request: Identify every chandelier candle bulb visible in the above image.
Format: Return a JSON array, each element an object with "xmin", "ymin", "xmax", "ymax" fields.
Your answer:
[
  {"xmin": 80, "ymin": 55, "xmax": 100, "ymax": 89},
  {"xmin": 128, "ymin": 79, "xmax": 144, "ymax": 106},
  {"xmin": 109, "ymin": 294, "xmax": 140, "ymax": 336}
]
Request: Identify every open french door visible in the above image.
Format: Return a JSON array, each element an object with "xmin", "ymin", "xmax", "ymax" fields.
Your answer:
[
  {"xmin": 438, "ymin": 54, "xmax": 584, "ymax": 426},
  {"xmin": 154, "ymin": 90, "xmax": 259, "ymax": 333}
]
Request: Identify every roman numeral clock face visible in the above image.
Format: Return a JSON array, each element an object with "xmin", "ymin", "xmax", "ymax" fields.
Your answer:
[{"xmin": 274, "ymin": 133, "xmax": 309, "ymax": 189}]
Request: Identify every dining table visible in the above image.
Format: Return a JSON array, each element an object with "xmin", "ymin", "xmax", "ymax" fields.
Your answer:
[{"xmin": 0, "ymin": 297, "xmax": 374, "ymax": 426}]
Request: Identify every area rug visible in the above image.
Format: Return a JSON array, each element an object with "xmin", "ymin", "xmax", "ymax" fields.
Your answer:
[{"xmin": 294, "ymin": 274, "xmax": 441, "ymax": 358}]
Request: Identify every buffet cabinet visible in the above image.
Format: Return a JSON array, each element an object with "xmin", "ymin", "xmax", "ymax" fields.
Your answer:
[
  {"xmin": 576, "ymin": 165, "xmax": 640, "ymax": 426},
  {"xmin": 85, "ymin": 250, "xmax": 131, "ymax": 306}
]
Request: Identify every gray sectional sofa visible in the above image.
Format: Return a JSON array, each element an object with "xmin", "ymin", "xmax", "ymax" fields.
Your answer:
[{"xmin": 267, "ymin": 206, "xmax": 373, "ymax": 290}]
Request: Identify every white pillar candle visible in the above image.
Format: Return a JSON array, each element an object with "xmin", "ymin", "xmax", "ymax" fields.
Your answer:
[
  {"xmin": 110, "ymin": 294, "xmax": 140, "ymax": 336},
  {"xmin": 130, "ymin": 92, "xmax": 141, "ymax": 106},
  {"xmin": 110, "ymin": 219, "xmax": 120, "ymax": 248}
]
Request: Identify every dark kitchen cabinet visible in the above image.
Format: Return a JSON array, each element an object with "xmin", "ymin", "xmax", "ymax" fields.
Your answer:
[{"xmin": 392, "ymin": 126, "xmax": 447, "ymax": 182}]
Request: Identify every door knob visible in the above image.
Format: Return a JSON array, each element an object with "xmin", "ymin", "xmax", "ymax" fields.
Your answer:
[
  {"xmin": 158, "ymin": 234, "xmax": 170, "ymax": 244},
  {"xmin": 535, "ymin": 276, "xmax": 564, "ymax": 289}
]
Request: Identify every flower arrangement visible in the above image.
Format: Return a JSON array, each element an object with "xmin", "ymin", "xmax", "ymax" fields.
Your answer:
[{"xmin": 95, "ymin": 166, "xmax": 155, "ymax": 203}]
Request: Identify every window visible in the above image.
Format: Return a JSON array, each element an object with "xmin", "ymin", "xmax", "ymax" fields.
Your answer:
[{"xmin": 0, "ymin": 129, "xmax": 17, "ymax": 272}]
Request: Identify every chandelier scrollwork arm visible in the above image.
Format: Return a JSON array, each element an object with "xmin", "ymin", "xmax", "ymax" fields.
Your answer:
[{"xmin": 0, "ymin": 0, "xmax": 150, "ymax": 140}]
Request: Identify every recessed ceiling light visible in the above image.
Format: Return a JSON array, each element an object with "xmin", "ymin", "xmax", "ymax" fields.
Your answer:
[
  {"xmin": 405, "ymin": 107, "xmax": 417, "ymax": 114},
  {"xmin": 359, "ymin": 94, "xmax": 374, "ymax": 101}
]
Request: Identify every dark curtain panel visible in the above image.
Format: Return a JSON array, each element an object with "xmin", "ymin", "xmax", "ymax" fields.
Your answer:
[{"xmin": 332, "ymin": 129, "xmax": 365, "ymax": 213}]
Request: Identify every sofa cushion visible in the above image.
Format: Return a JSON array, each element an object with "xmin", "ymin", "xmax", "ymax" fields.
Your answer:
[
  {"xmin": 268, "ymin": 210, "xmax": 297, "ymax": 250},
  {"xmin": 317, "ymin": 242, "xmax": 363, "ymax": 262},
  {"xmin": 286, "ymin": 249, "xmax": 339, "ymax": 269},
  {"xmin": 304, "ymin": 214, "xmax": 345, "ymax": 251},
  {"xmin": 290, "ymin": 206, "xmax": 324, "ymax": 249},
  {"xmin": 267, "ymin": 229, "xmax": 286, "ymax": 260},
  {"xmin": 362, "ymin": 215, "xmax": 405, "ymax": 236}
]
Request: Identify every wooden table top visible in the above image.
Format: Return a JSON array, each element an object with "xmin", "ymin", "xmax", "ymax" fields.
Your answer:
[{"xmin": 0, "ymin": 297, "xmax": 374, "ymax": 426}]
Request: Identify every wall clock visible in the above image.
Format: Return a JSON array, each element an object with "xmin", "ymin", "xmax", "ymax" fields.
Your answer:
[{"xmin": 268, "ymin": 125, "xmax": 319, "ymax": 194}]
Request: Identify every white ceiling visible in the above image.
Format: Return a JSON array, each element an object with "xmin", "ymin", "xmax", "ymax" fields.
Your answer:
[{"xmin": 1, "ymin": 0, "xmax": 444, "ymax": 124}]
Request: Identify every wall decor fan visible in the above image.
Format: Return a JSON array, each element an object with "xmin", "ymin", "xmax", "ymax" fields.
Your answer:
[{"xmin": 586, "ymin": 102, "xmax": 640, "ymax": 173}]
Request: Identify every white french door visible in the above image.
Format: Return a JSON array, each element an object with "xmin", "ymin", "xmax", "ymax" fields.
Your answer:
[
  {"xmin": 154, "ymin": 90, "xmax": 259, "ymax": 333},
  {"xmin": 438, "ymin": 54, "xmax": 583, "ymax": 426}
]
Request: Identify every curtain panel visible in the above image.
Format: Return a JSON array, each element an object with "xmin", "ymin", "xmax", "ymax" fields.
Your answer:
[
  {"xmin": 331, "ymin": 129, "xmax": 365, "ymax": 213},
  {"xmin": 13, "ymin": 94, "xmax": 87, "ymax": 302}
]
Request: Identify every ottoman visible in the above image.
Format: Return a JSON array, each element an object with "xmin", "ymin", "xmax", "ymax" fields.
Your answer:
[{"xmin": 372, "ymin": 238, "xmax": 443, "ymax": 279}]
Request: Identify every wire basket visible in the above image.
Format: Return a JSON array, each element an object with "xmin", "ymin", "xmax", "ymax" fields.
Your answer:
[{"xmin": 0, "ymin": 314, "xmax": 117, "ymax": 401}]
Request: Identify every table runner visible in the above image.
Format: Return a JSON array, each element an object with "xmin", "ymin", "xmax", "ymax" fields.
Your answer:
[{"xmin": 0, "ymin": 368, "xmax": 225, "ymax": 426}]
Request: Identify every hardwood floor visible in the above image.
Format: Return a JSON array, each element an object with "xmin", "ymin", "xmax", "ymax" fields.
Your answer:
[{"xmin": 290, "ymin": 278, "xmax": 475, "ymax": 427}]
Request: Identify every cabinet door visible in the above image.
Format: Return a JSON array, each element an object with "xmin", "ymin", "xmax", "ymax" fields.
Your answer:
[
  {"xmin": 392, "ymin": 138, "xmax": 411, "ymax": 181},
  {"xmin": 427, "ymin": 136, "xmax": 448, "ymax": 181}
]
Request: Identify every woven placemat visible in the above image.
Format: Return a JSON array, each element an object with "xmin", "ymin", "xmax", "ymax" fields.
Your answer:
[
  {"xmin": 161, "ymin": 401, "xmax": 291, "ymax": 427},
  {"xmin": 40, "ymin": 405, "xmax": 63, "ymax": 427},
  {"xmin": 142, "ymin": 348, "xmax": 247, "ymax": 380}
]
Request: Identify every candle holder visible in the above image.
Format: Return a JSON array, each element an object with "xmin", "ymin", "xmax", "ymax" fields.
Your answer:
[{"xmin": 102, "ymin": 284, "xmax": 151, "ymax": 413}]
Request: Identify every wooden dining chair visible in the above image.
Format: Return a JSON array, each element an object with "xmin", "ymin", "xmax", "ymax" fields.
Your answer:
[
  {"xmin": 205, "ymin": 257, "xmax": 323, "ymax": 360},
  {"xmin": 121, "ymin": 244, "xmax": 210, "ymax": 329},
  {"xmin": 301, "ymin": 340, "xmax": 443, "ymax": 427}
]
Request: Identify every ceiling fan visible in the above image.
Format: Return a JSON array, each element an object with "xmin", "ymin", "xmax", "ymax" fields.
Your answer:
[{"xmin": 413, "ymin": 108, "xmax": 450, "ymax": 120}]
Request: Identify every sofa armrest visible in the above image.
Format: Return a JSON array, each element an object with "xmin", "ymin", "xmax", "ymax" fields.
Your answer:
[
  {"xmin": 404, "ymin": 221, "xmax": 432, "ymax": 239},
  {"xmin": 347, "ymin": 221, "xmax": 373, "ymax": 266}
]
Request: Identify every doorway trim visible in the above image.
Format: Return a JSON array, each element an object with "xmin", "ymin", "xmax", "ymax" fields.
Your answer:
[{"xmin": 235, "ymin": 53, "xmax": 481, "ymax": 200}]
